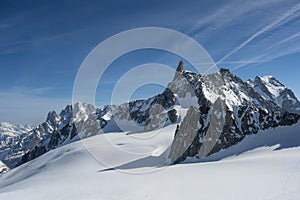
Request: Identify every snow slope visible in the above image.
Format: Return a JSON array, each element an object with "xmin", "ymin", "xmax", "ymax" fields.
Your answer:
[{"xmin": 0, "ymin": 123, "xmax": 300, "ymax": 200}]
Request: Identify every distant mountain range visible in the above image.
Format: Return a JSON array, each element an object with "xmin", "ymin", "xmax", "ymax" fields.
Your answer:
[{"xmin": 1, "ymin": 61, "xmax": 299, "ymax": 174}]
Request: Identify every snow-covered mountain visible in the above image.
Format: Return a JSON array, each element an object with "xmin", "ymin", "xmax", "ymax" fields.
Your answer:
[
  {"xmin": 0, "ymin": 122, "xmax": 32, "ymax": 137},
  {"xmin": 248, "ymin": 75, "xmax": 300, "ymax": 114},
  {"xmin": 168, "ymin": 65, "xmax": 300, "ymax": 163},
  {"xmin": 0, "ymin": 122, "xmax": 34, "ymax": 171},
  {"xmin": 1, "ymin": 61, "xmax": 299, "ymax": 174}
]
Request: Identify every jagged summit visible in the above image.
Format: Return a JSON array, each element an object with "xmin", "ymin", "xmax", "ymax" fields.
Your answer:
[
  {"xmin": 176, "ymin": 60, "xmax": 184, "ymax": 73},
  {"xmin": 219, "ymin": 67, "xmax": 231, "ymax": 74},
  {"xmin": 248, "ymin": 75, "xmax": 300, "ymax": 114}
]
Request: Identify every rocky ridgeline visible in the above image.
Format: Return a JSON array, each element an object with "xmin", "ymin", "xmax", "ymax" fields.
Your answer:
[{"xmin": 168, "ymin": 62, "xmax": 300, "ymax": 163}]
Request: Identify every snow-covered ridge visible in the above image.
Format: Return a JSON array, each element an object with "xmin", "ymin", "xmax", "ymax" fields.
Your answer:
[
  {"xmin": 259, "ymin": 76, "xmax": 285, "ymax": 97},
  {"xmin": 248, "ymin": 75, "xmax": 300, "ymax": 114},
  {"xmin": 0, "ymin": 122, "xmax": 33, "ymax": 137},
  {"xmin": 0, "ymin": 122, "xmax": 34, "ymax": 175}
]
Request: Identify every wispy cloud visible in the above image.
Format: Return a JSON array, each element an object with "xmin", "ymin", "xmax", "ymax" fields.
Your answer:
[
  {"xmin": 189, "ymin": 0, "xmax": 286, "ymax": 38},
  {"xmin": 210, "ymin": 2, "xmax": 300, "ymax": 72},
  {"xmin": 186, "ymin": 0, "xmax": 300, "ymax": 73},
  {"xmin": 232, "ymin": 43, "xmax": 300, "ymax": 71},
  {"xmin": 9, "ymin": 86, "xmax": 54, "ymax": 95},
  {"xmin": 264, "ymin": 31, "xmax": 300, "ymax": 51}
]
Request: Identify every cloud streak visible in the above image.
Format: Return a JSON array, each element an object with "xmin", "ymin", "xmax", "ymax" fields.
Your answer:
[
  {"xmin": 211, "ymin": 2, "xmax": 300, "ymax": 71},
  {"xmin": 189, "ymin": 0, "xmax": 286, "ymax": 37},
  {"xmin": 185, "ymin": 0, "xmax": 300, "ymax": 73},
  {"xmin": 232, "ymin": 44, "xmax": 300, "ymax": 71},
  {"xmin": 264, "ymin": 31, "xmax": 300, "ymax": 51}
]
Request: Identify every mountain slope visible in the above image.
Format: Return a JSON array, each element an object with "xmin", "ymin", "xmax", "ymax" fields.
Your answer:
[{"xmin": 0, "ymin": 123, "xmax": 299, "ymax": 200}]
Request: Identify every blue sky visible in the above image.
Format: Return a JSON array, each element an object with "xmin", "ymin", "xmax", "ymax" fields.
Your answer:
[{"xmin": 1, "ymin": 0, "xmax": 300, "ymax": 125}]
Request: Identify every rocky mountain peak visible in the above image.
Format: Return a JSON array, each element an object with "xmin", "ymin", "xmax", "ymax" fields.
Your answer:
[
  {"xmin": 167, "ymin": 64, "xmax": 300, "ymax": 164},
  {"xmin": 249, "ymin": 75, "xmax": 300, "ymax": 114},
  {"xmin": 59, "ymin": 105, "xmax": 73, "ymax": 125},
  {"xmin": 219, "ymin": 68, "xmax": 231, "ymax": 75},
  {"xmin": 73, "ymin": 102, "xmax": 96, "ymax": 122},
  {"xmin": 257, "ymin": 75, "xmax": 283, "ymax": 86},
  {"xmin": 176, "ymin": 60, "xmax": 184, "ymax": 73},
  {"xmin": 46, "ymin": 111, "xmax": 59, "ymax": 125}
]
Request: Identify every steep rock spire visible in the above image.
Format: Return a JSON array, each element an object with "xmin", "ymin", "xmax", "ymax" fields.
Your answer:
[{"xmin": 176, "ymin": 60, "xmax": 184, "ymax": 73}]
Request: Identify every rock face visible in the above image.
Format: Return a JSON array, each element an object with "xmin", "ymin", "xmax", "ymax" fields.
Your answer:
[{"xmin": 168, "ymin": 106, "xmax": 200, "ymax": 163}]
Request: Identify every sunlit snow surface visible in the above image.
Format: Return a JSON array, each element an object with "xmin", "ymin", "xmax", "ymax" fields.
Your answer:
[{"xmin": 0, "ymin": 123, "xmax": 300, "ymax": 200}]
